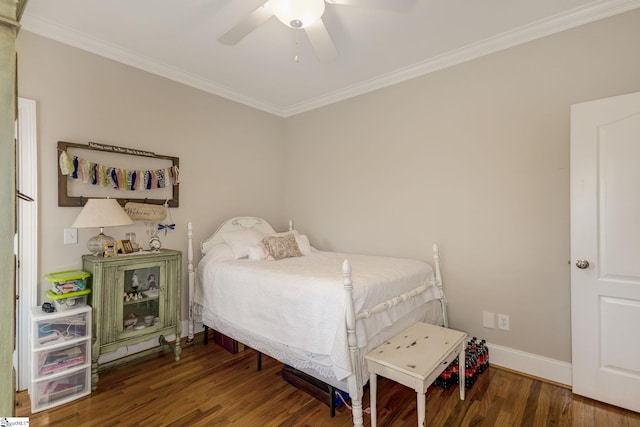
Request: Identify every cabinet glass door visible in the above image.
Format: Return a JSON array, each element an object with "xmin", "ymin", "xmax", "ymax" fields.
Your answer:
[{"xmin": 119, "ymin": 262, "xmax": 165, "ymax": 336}]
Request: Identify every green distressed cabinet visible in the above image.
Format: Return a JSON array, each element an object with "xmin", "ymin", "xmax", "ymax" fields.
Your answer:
[{"xmin": 82, "ymin": 249, "xmax": 182, "ymax": 390}]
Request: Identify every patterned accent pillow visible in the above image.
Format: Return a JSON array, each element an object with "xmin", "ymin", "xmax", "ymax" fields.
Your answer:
[{"xmin": 262, "ymin": 233, "xmax": 303, "ymax": 260}]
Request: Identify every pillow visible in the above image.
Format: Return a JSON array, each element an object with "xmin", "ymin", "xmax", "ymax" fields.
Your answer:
[
  {"xmin": 222, "ymin": 228, "xmax": 265, "ymax": 259},
  {"xmin": 264, "ymin": 230, "xmax": 312, "ymax": 256},
  {"xmin": 202, "ymin": 243, "xmax": 234, "ymax": 263},
  {"xmin": 247, "ymin": 242, "xmax": 273, "ymax": 261},
  {"xmin": 262, "ymin": 233, "xmax": 303, "ymax": 260},
  {"xmin": 294, "ymin": 233, "xmax": 312, "ymax": 256}
]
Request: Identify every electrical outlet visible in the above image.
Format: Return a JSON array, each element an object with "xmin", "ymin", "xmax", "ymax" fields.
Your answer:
[
  {"xmin": 498, "ymin": 313, "xmax": 510, "ymax": 331},
  {"xmin": 482, "ymin": 311, "xmax": 495, "ymax": 329},
  {"xmin": 64, "ymin": 227, "xmax": 78, "ymax": 244}
]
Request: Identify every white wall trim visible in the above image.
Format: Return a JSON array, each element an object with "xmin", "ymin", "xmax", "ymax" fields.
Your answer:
[
  {"xmin": 21, "ymin": 0, "xmax": 640, "ymax": 117},
  {"xmin": 96, "ymin": 322, "xmax": 574, "ymax": 387},
  {"xmin": 15, "ymin": 97, "xmax": 38, "ymax": 391},
  {"xmin": 283, "ymin": 0, "xmax": 640, "ymax": 116},
  {"xmin": 97, "ymin": 321, "xmax": 202, "ymax": 364},
  {"xmin": 487, "ymin": 342, "xmax": 572, "ymax": 386},
  {"xmin": 19, "ymin": 15, "xmax": 283, "ymax": 117},
  {"xmin": 178, "ymin": 321, "xmax": 576, "ymax": 388}
]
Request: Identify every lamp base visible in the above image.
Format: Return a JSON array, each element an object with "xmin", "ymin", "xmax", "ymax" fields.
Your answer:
[{"xmin": 87, "ymin": 232, "xmax": 116, "ymax": 256}]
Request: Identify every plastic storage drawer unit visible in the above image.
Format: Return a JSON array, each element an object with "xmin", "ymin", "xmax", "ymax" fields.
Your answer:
[{"xmin": 30, "ymin": 305, "xmax": 92, "ymax": 412}]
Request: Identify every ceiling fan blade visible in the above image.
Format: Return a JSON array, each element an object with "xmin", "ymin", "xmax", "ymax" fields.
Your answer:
[
  {"xmin": 218, "ymin": 3, "xmax": 274, "ymax": 45},
  {"xmin": 304, "ymin": 19, "xmax": 338, "ymax": 63},
  {"xmin": 325, "ymin": 0, "xmax": 415, "ymax": 12}
]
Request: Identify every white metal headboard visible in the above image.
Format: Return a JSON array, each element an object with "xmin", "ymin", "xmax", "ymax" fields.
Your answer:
[{"xmin": 200, "ymin": 216, "xmax": 276, "ymax": 256}]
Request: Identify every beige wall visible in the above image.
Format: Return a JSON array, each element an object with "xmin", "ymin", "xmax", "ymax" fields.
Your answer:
[
  {"xmin": 282, "ymin": 10, "xmax": 640, "ymax": 362},
  {"xmin": 16, "ymin": 9, "xmax": 640, "ymax": 366},
  {"xmin": 16, "ymin": 31, "xmax": 286, "ymax": 314}
]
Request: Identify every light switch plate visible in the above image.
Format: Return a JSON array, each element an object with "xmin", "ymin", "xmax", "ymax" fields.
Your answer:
[
  {"xmin": 64, "ymin": 228, "xmax": 78, "ymax": 244},
  {"xmin": 482, "ymin": 311, "xmax": 495, "ymax": 329}
]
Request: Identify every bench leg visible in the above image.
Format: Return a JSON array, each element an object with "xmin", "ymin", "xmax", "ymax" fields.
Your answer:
[
  {"xmin": 370, "ymin": 372, "xmax": 377, "ymax": 427},
  {"xmin": 417, "ymin": 391, "xmax": 426, "ymax": 427}
]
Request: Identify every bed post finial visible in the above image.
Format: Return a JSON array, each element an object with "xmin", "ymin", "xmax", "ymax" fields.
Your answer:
[
  {"xmin": 288, "ymin": 219, "xmax": 293, "ymax": 231},
  {"xmin": 432, "ymin": 242, "xmax": 448, "ymax": 328},
  {"xmin": 342, "ymin": 259, "xmax": 351, "ymax": 278}
]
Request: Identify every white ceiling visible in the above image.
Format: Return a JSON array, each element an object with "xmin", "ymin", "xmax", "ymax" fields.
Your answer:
[{"xmin": 20, "ymin": 0, "xmax": 640, "ymax": 117}]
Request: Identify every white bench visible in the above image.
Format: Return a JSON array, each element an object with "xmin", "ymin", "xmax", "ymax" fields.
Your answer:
[{"xmin": 365, "ymin": 322, "xmax": 467, "ymax": 427}]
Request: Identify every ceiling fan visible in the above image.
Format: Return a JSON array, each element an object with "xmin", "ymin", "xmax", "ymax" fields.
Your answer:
[{"xmin": 218, "ymin": 0, "xmax": 414, "ymax": 63}]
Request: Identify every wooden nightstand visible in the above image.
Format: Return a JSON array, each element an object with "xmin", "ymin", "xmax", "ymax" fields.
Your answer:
[
  {"xmin": 82, "ymin": 249, "xmax": 182, "ymax": 390},
  {"xmin": 365, "ymin": 322, "xmax": 467, "ymax": 427}
]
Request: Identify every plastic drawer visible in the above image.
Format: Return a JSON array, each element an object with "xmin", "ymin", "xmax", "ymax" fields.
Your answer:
[
  {"xmin": 31, "ymin": 368, "xmax": 90, "ymax": 412},
  {"xmin": 33, "ymin": 340, "xmax": 90, "ymax": 379},
  {"xmin": 32, "ymin": 307, "xmax": 90, "ymax": 350}
]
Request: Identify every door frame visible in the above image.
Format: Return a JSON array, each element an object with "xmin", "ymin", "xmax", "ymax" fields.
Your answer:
[{"xmin": 14, "ymin": 97, "xmax": 37, "ymax": 391}]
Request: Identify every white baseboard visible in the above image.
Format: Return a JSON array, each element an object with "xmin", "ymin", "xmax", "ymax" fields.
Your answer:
[
  {"xmin": 487, "ymin": 342, "xmax": 572, "ymax": 386},
  {"xmin": 102, "ymin": 323, "xmax": 573, "ymax": 387},
  {"xmin": 98, "ymin": 321, "xmax": 202, "ymax": 365}
]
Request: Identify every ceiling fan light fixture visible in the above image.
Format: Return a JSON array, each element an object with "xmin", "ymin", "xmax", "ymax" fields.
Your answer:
[{"xmin": 271, "ymin": 0, "xmax": 326, "ymax": 29}]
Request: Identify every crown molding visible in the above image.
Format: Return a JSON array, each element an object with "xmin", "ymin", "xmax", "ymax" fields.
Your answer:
[
  {"xmin": 282, "ymin": 0, "xmax": 640, "ymax": 117},
  {"xmin": 21, "ymin": 0, "xmax": 640, "ymax": 118},
  {"xmin": 20, "ymin": 14, "xmax": 284, "ymax": 116}
]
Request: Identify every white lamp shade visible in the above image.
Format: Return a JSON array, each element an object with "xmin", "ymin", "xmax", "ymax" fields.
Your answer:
[
  {"xmin": 272, "ymin": 0, "xmax": 325, "ymax": 28},
  {"xmin": 71, "ymin": 198, "xmax": 134, "ymax": 229}
]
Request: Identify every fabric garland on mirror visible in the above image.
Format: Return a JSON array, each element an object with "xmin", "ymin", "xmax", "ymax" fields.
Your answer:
[{"xmin": 59, "ymin": 150, "xmax": 180, "ymax": 191}]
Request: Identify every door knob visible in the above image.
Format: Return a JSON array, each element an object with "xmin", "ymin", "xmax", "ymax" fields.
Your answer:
[{"xmin": 576, "ymin": 259, "xmax": 590, "ymax": 269}]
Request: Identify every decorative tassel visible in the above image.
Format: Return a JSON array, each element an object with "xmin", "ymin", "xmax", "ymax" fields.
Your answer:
[
  {"xmin": 59, "ymin": 151, "xmax": 73, "ymax": 175},
  {"xmin": 58, "ymin": 151, "xmax": 180, "ymax": 191}
]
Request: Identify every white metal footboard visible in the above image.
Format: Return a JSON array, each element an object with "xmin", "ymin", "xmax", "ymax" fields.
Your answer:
[{"xmin": 343, "ymin": 243, "xmax": 445, "ymax": 427}]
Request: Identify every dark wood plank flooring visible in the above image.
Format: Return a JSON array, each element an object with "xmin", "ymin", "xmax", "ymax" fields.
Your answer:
[{"xmin": 16, "ymin": 334, "xmax": 640, "ymax": 426}]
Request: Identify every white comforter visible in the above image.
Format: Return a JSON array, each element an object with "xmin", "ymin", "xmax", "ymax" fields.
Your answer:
[{"xmin": 195, "ymin": 250, "xmax": 439, "ymax": 380}]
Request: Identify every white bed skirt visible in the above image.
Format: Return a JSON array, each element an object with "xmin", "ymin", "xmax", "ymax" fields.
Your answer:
[{"xmin": 192, "ymin": 298, "xmax": 443, "ymax": 391}]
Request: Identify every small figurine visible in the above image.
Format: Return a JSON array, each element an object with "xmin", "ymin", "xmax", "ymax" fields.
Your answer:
[
  {"xmin": 147, "ymin": 274, "xmax": 157, "ymax": 290},
  {"xmin": 131, "ymin": 273, "xmax": 139, "ymax": 291}
]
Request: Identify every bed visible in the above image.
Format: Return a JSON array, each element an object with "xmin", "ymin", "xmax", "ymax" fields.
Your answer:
[{"xmin": 186, "ymin": 217, "xmax": 448, "ymax": 427}]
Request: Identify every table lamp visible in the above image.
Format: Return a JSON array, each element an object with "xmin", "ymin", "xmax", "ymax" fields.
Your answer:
[{"xmin": 71, "ymin": 198, "xmax": 134, "ymax": 255}]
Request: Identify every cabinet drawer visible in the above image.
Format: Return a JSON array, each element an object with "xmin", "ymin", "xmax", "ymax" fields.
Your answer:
[
  {"xmin": 33, "ymin": 340, "xmax": 90, "ymax": 379},
  {"xmin": 32, "ymin": 307, "xmax": 90, "ymax": 350},
  {"xmin": 31, "ymin": 368, "xmax": 90, "ymax": 412}
]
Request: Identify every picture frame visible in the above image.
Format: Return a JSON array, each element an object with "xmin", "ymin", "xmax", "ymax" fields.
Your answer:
[
  {"xmin": 57, "ymin": 140, "xmax": 179, "ymax": 207},
  {"xmin": 119, "ymin": 239, "xmax": 134, "ymax": 254},
  {"xmin": 103, "ymin": 242, "xmax": 118, "ymax": 257}
]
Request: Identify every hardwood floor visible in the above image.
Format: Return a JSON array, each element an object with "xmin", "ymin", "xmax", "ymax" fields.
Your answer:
[{"xmin": 16, "ymin": 334, "xmax": 640, "ymax": 426}]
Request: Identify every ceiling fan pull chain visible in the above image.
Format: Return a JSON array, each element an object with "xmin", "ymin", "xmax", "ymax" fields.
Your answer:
[{"xmin": 294, "ymin": 29, "xmax": 300, "ymax": 63}]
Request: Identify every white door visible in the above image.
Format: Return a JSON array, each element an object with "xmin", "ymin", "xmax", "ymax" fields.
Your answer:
[{"xmin": 571, "ymin": 91, "xmax": 640, "ymax": 412}]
